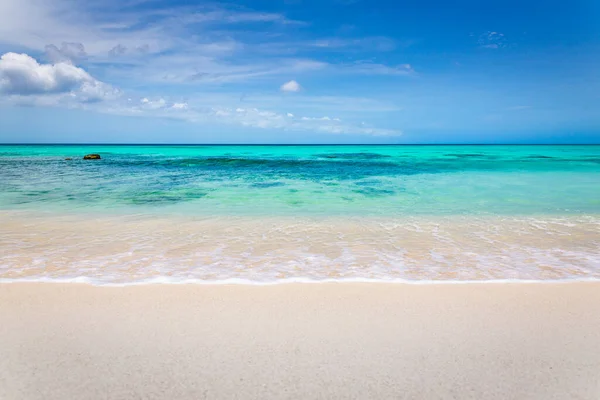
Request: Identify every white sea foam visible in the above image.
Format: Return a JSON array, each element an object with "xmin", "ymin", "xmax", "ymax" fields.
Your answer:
[
  {"xmin": 1, "ymin": 212, "xmax": 599, "ymax": 285},
  {"xmin": 2, "ymin": 276, "xmax": 600, "ymax": 287}
]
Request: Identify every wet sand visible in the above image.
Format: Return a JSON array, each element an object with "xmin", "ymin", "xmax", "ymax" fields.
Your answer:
[
  {"xmin": 2, "ymin": 211, "xmax": 600, "ymax": 282},
  {"xmin": 1, "ymin": 282, "xmax": 600, "ymax": 399}
]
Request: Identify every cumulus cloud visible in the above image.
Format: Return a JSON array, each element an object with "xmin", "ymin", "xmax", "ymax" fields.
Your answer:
[
  {"xmin": 0, "ymin": 52, "xmax": 94, "ymax": 95},
  {"xmin": 0, "ymin": 0, "xmax": 407, "ymax": 137},
  {"xmin": 280, "ymin": 80, "xmax": 301, "ymax": 92},
  {"xmin": 0, "ymin": 52, "xmax": 118, "ymax": 101},
  {"xmin": 0, "ymin": 50, "xmax": 398, "ymax": 137}
]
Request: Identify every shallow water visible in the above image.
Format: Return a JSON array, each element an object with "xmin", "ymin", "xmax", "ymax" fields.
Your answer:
[
  {"xmin": 1, "ymin": 145, "xmax": 599, "ymax": 284},
  {"xmin": 1, "ymin": 144, "xmax": 599, "ymax": 216},
  {"xmin": 1, "ymin": 212, "xmax": 599, "ymax": 284}
]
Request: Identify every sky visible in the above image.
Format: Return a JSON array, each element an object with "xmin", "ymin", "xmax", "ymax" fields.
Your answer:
[{"xmin": 0, "ymin": 0, "xmax": 599, "ymax": 144}]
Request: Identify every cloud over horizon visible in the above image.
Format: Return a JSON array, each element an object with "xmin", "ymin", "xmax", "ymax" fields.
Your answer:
[
  {"xmin": 0, "ymin": 51, "xmax": 399, "ymax": 136},
  {"xmin": 0, "ymin": 0, "xmax": 598, "ymax": 143},
  {"xmin": 281, "ymin": 80, "xmax": 301, "ymax": 92}
]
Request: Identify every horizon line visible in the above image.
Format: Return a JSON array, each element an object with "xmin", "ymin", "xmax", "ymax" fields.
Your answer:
[{"xmin": 1, "ymin": 143, "xmax": 600, "ymax": 146}]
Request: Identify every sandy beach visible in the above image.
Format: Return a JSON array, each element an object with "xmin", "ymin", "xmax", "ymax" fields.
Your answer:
[{"xmin": 1, "ymin": 282, "xmax": 600, "ymax": 399}]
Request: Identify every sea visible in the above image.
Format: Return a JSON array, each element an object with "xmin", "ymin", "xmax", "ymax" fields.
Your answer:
[{"xmin": 1, "ymin": 144, "xmax": 599, "ymax": 285}]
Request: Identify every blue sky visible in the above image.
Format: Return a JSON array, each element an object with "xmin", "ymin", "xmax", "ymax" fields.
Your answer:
[{"xmin": 0, "ymin": 0, "xmax": 599, "ymax": 143}]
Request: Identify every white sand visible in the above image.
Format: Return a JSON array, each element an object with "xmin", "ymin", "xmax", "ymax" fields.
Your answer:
[{"xmin": 1, "ymin": 282, "xmax": 600, "ymax": 399}]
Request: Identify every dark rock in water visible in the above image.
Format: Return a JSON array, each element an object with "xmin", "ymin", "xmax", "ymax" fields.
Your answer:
[
  {"xmin": 64, "ymin": 158, "xmax": 73, "ymax": 160},
  {"xmin": 83, "ymin": 154, "xmax": 101, "ymax": 160}
]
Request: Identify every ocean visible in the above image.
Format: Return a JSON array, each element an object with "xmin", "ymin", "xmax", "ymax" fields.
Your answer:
[{"xmin": 1, "ymin": 144, "xmax": 599, "ymax": 284}]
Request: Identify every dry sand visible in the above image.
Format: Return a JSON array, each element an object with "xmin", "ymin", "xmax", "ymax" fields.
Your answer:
[{"xmin": 1, "ymin": 282, "xmax": 600, "ymax": 399}]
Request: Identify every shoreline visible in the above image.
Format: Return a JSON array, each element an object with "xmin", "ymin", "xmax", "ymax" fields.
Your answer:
[
  {"xmin": 3, "ymin": 212, "xmax": 599, "ymax": 283},
  {"xmin": 2, "ymin": 277, "xmax": 600, "ymax": 286},
  {"xmin": 2, "ymin": 281, "xmax": 600, "ymax": 399}
]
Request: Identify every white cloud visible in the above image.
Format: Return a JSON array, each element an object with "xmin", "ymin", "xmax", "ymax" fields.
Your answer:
[
  {"xmin": 0, "ymin": 1, "xmax": 404, "ymax": 137},
  {"xmin": 241, "ymin": 94, "xmax": 401, "ymax": 113},
  {"xmin": 76, "ymin": 80, "xmax": 120, "ymax": 102},
  {"xmin": 174, "ymin": 106, "xmax": 397, "ymax": 136},
  {"xmin": 0, "ymin": 51, "xmax": 400, "ymax": 137},
  {"xmin": 221, "ymin": 11, "xmax": 302, "ymax": 24},
  {"xmin": 477, "ymin": 31, "xmax": 507, "ymax": 49},
  {"xmin": 80, "ymin": 98, "xmax": 398, "ymax": 136},
  {"xmin": 312, "ymin": 36, "xmax": 396, "ymax": 52},
  {"xmin": 171, "ymin": 59, "xmax": 325, "ymax": 85},
  {"xmin": 0, "ymin": 0, "xmax": 301, "ymax": 58},
  {"xmin": 147, "ymin": 8, "xmax": 303, "ymax": 28},
  {"xmin": 281, "ymin": 80, "xmax": 301, "ymax": 92},
  {"xmin": 301, "ymin": 116, "xmax": 331, "ymax": 121},
  {"xmin": 172, "ymin": 102, "xmax": 188, "ymax": 109},
  {"xmin": 0, "ymin": 0, "xmax": 411, "ymax": 90},
  {"xmin": 140, "ymin": 97, "xmax": 167, "ymax": 109},
  {"xmin": 345, "ymin": 62, "xmax": 414, "ymax": 76},
  {"xmin": 0, "ymin": 52, "xmax": 115, "ymax": 99},
  {"xmin": 0, "ymin": 0, "xmax": 157, "ymax": 55}
]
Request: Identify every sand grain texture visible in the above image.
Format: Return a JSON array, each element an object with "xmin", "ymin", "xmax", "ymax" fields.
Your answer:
[{"xmin": 1, "ymin": 282, "xmax": 600, "ymax": 399}]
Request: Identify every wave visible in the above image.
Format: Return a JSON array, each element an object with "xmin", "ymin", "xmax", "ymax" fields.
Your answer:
[{"xmin": 2, "ymin": 276, "xmax": 600, "ymax": 287}]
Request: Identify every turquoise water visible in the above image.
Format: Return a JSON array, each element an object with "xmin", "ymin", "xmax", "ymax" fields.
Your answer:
[
  {"xmin": 1, "ymin": 145, "xmax": 599, "ymax": 216},
  {"xmin": 1, "ymin": 144, "xmax": 600, "ymax": 283}
]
